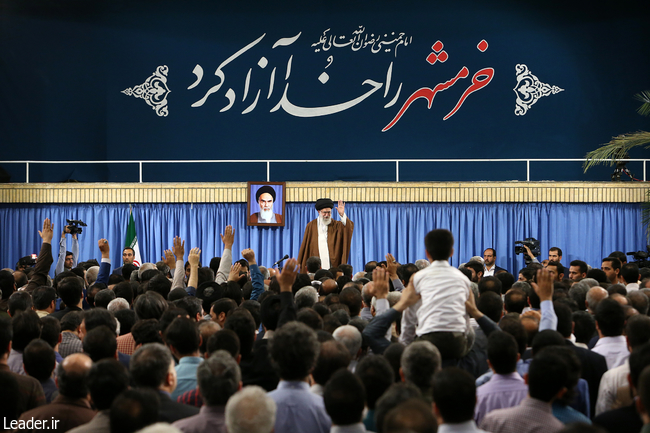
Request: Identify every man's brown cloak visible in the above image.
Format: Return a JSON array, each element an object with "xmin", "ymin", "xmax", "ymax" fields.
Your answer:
[{"xmin": 297, "ymin": 218, "xmax": 354, "ymax": 269}]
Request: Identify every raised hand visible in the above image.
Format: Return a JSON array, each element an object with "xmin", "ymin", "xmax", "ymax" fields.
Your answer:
[
  {"xmin": 336, "ymin": 200, "xmax": 345, "ymax": 217},
  {"xmin": 385, "ymin": 253, "xmax": 398, "ymax": 279},
  {"xmin": 533, "ymin": 268, "xmax": 554, "ymax": 302},
  {"xmin": 98, "ymin": 239, "xmax": 110, "ymax": 259},
  {"xmin": 163, "ymin": 249, "xmax": 175, "ymax": 269},
  {"xmin": 38, "ymin": 218, "xmax": 54, "ymax": 244},
  {"xmin": 188, "ymin": 247, "xmax": 201, "ymax": 267},
  {"xmin": 277, "ymin": 258, "xmax": 299, "ymax": 292},
  {"xmin": 172, "ymin": 236, "xmax": 185, "ymax": 261},
  {"xmin": 228, "ymin": 262, "xmax": 242, "ymax": 282},
  {"xmin": 371, "ymin": 267, "xmax": 390, "ymax": 299},
  {"xmin": 241, "ymin": 248, "xmax": 256, "ymax": 265},
  {"xmin": 221, "ymin": 225, "xmax": 235, "ymax": 249}
]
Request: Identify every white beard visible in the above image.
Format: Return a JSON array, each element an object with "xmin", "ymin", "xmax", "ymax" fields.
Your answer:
[
  {"xmin": 318, "ymin": 215, "xmax": 332, "ymax": 226},
  {"xmin": 259, "ymin": 209, "xmax": 274, "ymax": 221}
]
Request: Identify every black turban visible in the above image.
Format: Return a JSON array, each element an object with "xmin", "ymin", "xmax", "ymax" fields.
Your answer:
[
  {"xmin": 315, "ymin": 198, "xmax": 334, "ymax": 211},
  {"xmin": 256, "ymin": 185, "xmax": 276, "ymax": 202}
]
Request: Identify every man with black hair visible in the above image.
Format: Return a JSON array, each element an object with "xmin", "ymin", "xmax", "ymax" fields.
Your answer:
[
  {"xmin": 545, "ymin": 260, "xmax": 564, "ymax": 282},
  {"xmin": 130, "ymin": 342, "xmax": 199, "ymax": 423},
  {"xmin": 374, "ymin": 383, "xmax": 423, "ymax": 433},
  {"xmin": 68, "ymin": 359, "xmax": 130, "ymax": 433},
  {"xmin": 595, "ymin": 342, "xmax": 650, "ymax": 433},
  {"xmin": 59, "ymin": 311, "xmax": 83, "ymax": 357},
  {"xmin": 569, "ymin": 260, "xmax": 588, "ymax": 282},
  {"xmin": 111, "ymin": 246, "xmax": 136, "ymax": 277},
  {"xmin": 22, "ymin": 218, "xmax": 55, "ymax": 296},
  {"xmin": 339, "ymin": 287, "xmax": 363, "ymax": 318},
  {"xmin": 311, "ymin": 339, "xmax": 351, "ymax": 396},
  {"xmin": 475, "ymin": 332, "xmax": 528, "ymax": 424},
  {"xmin": 173, "ymin": 351, "xmax": 241, "ymax": 433},
  {"xmin": 8, "ymin": 310, "xmax": 42, "ymax": 374},
  {"xmin": 593, "ymin": 297, "xmax": 629, "ymax": 369},
  {"xmin": 8, "ymin": 291, "xmax": 33, "ymax": 317},
  {"xmin": 354, "ymin": 354, "xmax": 393, "ymax": 432},
  {"xmin": 595, "ymin": 314, "xmax": 650, "ymax": 416},
  {"xmin": 268, "ymin": 321, "xmax": 331, "ymax": 433},
  {"xmin": 323, "ymin": 369, "xmax": 369, "ymax": 433},
  {"xmin": 400, "ymin": 229, "xmax": 472, "ymax": 362},
  {"xmin": 464, "ymin": 261, "xmax": 484, "ymax": 283},
  {"xmin": 305, "ymin": 256, "xmax": 321, "ymax": 279},
  {"xmin": 551, "ymin": 302, "xmax": 608, "ymax": 418},
  {"xmin": 601, "ymin": 257, "xmax": 622, "ymax": 285},
  {"xmin": 22, "ymin": 339, "xmax": 57, "ymax": 403},
  {"xmin": 83, "ymin": 326, "xmax": 118, "ymax": 362},
  {"xmin": 480, "ymin": 350, "xmax": 566, "ymax": 433},
  {"xmin": 17, "ymin": 353, "xmax": 96, "ymax": 431},
  {"xmin": 117, "ymin": 290, "xmax": 168, "ymax": 356},
  {"xmin": 50, "ymin": 276, "xmax": 85, "ymax": 320},
  {"xmin": 620, "ymin": 263, "xmax": 640, "ymax": 292},
  {"xmin": 478, "ymin": 276, "xmax": 503, "ymax": 296},
  {"xmin": 483, "ymin": 248, "xmax": 505, "ymax": 277},
  {"xmin": 0, "ymin": 316, "xmax": 46, "ymax": 417},
  {"xmin": 164, "ymin": 317, "xmax": 203, "ymax": 400},
  {"xmin": 109, "ymin": 388, "xmax": 159, "ymax": 433},
  {"xmin": 433, "ymin": 367, "xmax": 486, "ymax": 433},
  {"xmin": 504, "ymin": 288, "xmax": 527, "ymax": 314},
  {"xmin": 33, "ymin": 286, "xmax": 57, "ymax": 317}
]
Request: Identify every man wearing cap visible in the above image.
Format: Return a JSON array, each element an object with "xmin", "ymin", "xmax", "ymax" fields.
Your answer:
[
  {"xmin": 251, "ymin": 185, "xmax": 283, "ymax": 224},
  {"xmin": 298, "ymin": 198, "xmax": 353, "ymax": 269}
]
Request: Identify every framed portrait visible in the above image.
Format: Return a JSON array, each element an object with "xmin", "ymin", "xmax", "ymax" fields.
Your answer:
[{"xmin": 247, "ymin": 181, "xmax": 286, "ymax": 227}]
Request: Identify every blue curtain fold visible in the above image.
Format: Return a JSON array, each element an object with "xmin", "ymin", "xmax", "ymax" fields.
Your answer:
[{"xmin": 0, "ymin": 202, "xmax": 643, "ymax": 276}]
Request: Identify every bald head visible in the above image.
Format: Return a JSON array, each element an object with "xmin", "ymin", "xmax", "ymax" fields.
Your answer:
[
  {"xmin": 321, "ymin": 279, "xmax": 339, "ymax": 296},
  {"xmin": 610, "ymin": 293, "xmax": 628, "ymax": 306},
  {"xmin": 63, "ymin": 352, "xmax": 93, "ymax": 373},
  {"xmin": 57, "ymin": 353, "xmax": 93, "ymax": 399},
  {"xmin": 586, "ymin": 287, "xmax": 608, "ymax": 313}
]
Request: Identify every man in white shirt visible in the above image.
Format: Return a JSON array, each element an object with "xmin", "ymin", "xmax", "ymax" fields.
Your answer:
[
  {"xmin": 621, "ymin": 263, "xmax": 640, "ymax": 292},
  {"xmin": 400, "ymin": 229, "xmax": 473, "ymax": 362},
  {"xmin": 592, "ymin": 298, "xmax": 630, "ymax": 370}
]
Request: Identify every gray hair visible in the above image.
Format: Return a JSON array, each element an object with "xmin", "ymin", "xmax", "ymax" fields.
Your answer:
[
  {"xmin": 155, "ymin": 261, "xmax": 170, "ymax": 276},
  {"xmin": 295, "ymin": 287, "xmax": 319, "ymax": 310},
  {"xmin": 581, "ymin": 278, "xmax": 599, "ymax": 288},
  {"xmin": 258, "ymin": 267, "xmax": 270, "ymax": 280},
  {"xmin": 226, "ymin": 386, "xmax": 276, "ymax": 433},
  {"xmin": 86, "ymin": 266, "xmax": 99, "ymax": 286},
  {"xmin": 107, "ymin": 297, "xmax": 130, "ymax": 313},
  {"xmin": 401, "ymin": 341, "xmax": 441, "ymax": 396},
  {"xmin": 387, "ymin": 292, "xmax": 402, "ymax": 308},
  {"xmin": 512, "ymin": 281, "xmax": 531, "ymax": 293},
  {"xmin": 415, "ymin": 259, "xmax": 430, "ymax": 270},
  {"xmin": 332, "ymin": 325, "xmax": 362, "ymax": 359},
  {"xmin": 138, "ymin": 263, "xmax": 157, "ymax": 279},
  {"xmin": 198, "ymin": 350, "xmax": 241, "ymax": 406}
]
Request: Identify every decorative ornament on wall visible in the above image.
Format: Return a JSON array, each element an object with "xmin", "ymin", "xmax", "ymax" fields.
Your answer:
[
  {"xmin": 122, "ymin": 65, "xmax": 171, "ymax": 117},
  {"xmin": 513, "ymin": 64, "xmax": 563, "ymax": 116}
]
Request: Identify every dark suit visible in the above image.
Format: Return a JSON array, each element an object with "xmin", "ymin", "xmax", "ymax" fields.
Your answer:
[
  {"xmin": 16, "ymin": 395, "xmax": 95, "ymax": 432},
  {"xmin": 0, "ymin": 364, "xmax": 45, "ymax": 417},
  {"xmin": 157, "ymin": 390, "xmax": 200, "ymax": 423},
  {"xmin": 240, "ymin": 339, "xmax": 279, "ymax": 391},
  {"xmin": 49, "ymin": 305, "xmax": 83, "ymax": 321},
  {"xmin": 565, "ymin": 339, "xmax": 608, "ymax": 418}
]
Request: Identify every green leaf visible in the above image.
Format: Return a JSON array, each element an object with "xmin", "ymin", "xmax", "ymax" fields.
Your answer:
[
  {"xmin": 583, "ymin": 131, "xmax": 650, "ymax": 172},
  {"xmin": 635, "ymin": 90, "xmax": 650, "ymax": 117}
]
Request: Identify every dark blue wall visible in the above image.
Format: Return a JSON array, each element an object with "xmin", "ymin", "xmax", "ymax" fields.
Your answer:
[{"xmin": 1, "ymin": 0, "xmax": 649, "ymax": 182}]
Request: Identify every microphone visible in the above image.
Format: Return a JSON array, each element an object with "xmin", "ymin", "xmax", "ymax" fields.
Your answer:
[{"xmin": 273, "ymin": 255, "xmax": 290, "ymax": 266}]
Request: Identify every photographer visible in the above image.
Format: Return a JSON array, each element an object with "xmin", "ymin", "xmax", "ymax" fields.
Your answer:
[{"xmin": 55, "ymin": 223, "xmax": 80, "ymax": 276}]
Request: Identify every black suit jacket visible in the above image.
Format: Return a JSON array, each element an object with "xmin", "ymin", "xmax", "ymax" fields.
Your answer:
[
  {"xmin": 157, "ymin": 390, "xmax": 200, "ymax": 423},
  {"xmin": 565, "ymin": 339, "xmax": 608, "ymax": 418}
]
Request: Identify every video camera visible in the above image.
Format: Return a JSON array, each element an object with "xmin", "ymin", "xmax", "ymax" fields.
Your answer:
[
  {"xmin": 515, "ymin": 238, "xmax": 541, "ymax": 265},
  {"xmin": 627, "ymin": 247, "xmax": 650, "ymax": 269},
  {"xmin": 66, "ymin": 219, "xmax": 87, "ymax": 235}
]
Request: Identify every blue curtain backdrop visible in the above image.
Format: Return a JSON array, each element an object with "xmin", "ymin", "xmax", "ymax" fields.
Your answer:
[{"xmin": 0, "ymin": 202, "xmax": 644, "ymax": 276}]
